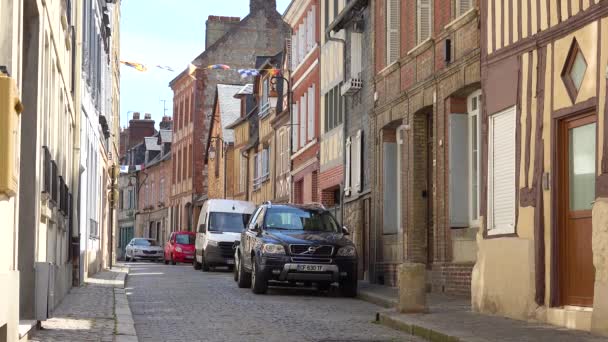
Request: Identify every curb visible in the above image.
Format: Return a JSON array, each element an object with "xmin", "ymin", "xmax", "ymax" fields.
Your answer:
[
  {"xmin": 377, "ymin": 311, "xmax": 461, "ymax": 342},
  {"xmin": 113, "ymin": 266, "xmax": 138, "ymax": 342},
  {"xmin": 357, "ymin": 289, "xmax": 397, "ymax": 309}
]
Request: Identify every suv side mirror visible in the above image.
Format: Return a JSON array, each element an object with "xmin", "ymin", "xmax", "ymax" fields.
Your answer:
[
  {"xmin": 342, "ymin": 226, "xmax": 350, "ymax": 235},
  {"xmin": 251, "ymin": 223, "xmax": 261, "ymax": 233},
  {"xmin": 199, "ymin": 224, "xmax": 207, "ymax": 233}
]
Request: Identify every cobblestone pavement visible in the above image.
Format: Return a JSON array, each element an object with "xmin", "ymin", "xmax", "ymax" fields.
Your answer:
[
  {"xmin": 29, "ymin": 269, "xmax": 122, "ymax": 342},
  {"xmin": 126, "ymin": 262, "xmax": 422, "ymax": 342}
]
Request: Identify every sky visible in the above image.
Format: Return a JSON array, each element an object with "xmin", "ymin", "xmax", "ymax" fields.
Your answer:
[{"xmin": 119, "ymin": 0, "xmax": 292, "ymax": 129}]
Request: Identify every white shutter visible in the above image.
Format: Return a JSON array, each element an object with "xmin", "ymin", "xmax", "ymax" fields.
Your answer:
[
  {"xmin": 300, "ymin": 95, "xmax": 306, "ymax": 147},
  {"xmin": 351, "ymin": 33, "xmax": 362, "ymax": 78},
  {"xmin": 386, "ymin": 0, "xmax": 400, "ymax": 64},
  {"xmin": 263, "ymin": 149, "xmax": 269, "ymax": 177},
  {"xmin": 457, "ymin": 0, "xmax": 472, "ymax": 16},
  {"xmin": 278, "ymin": 131, "xmax": 284, "ymax": 175},
  {"xmin": 308, "ymin": 85, "xmax": 315, "ymax": 140},
  {"xmin": 292, "ymin": 103, "xmax": 299, "ymax": 150},
  {"xmin": 310, "ymin": 6, "xmax": 316, "ymax": 48},
  {"xmin": 417, "ymin": 0, "xmax": 432, "ymax": 44},
  {"xmin": 355, "ymin": 130, "xmax": 363, "ymax": 193},
  {"xmin": 291, "ymin": 34, "xmax": 296, "ymax": 70},
  {"xmin": 449, "ymin": 114, "xmax": 470, "ymax": 227},
  {"xmin": 299, "ymin": 24, "xmax": 305, "ymax": 63},
  {"xmin": 345, "ymin": 137, "xmax": 352, "ymax": 196},
  {"xmin": 488, "ymin": 106, "xmax": 516, "ymax": 235}
]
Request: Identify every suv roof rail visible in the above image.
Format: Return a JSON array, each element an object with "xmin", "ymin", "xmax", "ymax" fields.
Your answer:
[{"xmin": 264, "ymin": 200, "xmax": 272, "ymax": 208}]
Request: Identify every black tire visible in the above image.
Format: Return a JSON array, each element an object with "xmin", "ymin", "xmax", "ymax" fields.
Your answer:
[
  {"xmin": 340, "ymin": 277, "xmax": 358, "ymax": 298},
  {"xmin": 233, "ymin": 262, "xmax": 239, "ymax": 282},
  {"xmin": 171, "ymin": 254, "xmax": 177, "ymax": 265},
  {"xmin": 193, "ymin": 253, "xmax": 202, "ymax": 270},
  {"xmin": 251, "ymin": 257, "xmax": 268, "ymax": 294},
  {"xmin": 201, "ymin": 252, "xmax": 210, "ymax": 272},
  {"xmin": 236, "ymin": 256, "xmax": 251, "ymax": 288},
  {"xmin": 227, "ymin": 265, "xmax": 235, "ymax": 272}
]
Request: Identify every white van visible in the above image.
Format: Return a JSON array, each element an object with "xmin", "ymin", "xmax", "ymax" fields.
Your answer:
[{"xmin": 194, "ymin": 199, "xmax": 256, "ymax": 271}]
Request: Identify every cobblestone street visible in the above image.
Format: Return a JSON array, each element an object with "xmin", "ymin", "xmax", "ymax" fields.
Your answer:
[{"xmin": 126, "ymin": 262, "xmax": 421, "ymax": 342}]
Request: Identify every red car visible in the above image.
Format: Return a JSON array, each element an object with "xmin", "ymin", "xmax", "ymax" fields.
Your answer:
[{"xmin": 164, "ymin": 231, "xmax": 196, "ymax": 265}]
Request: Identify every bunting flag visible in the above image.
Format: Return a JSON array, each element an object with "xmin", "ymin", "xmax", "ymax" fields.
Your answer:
[
  {"xmin": 237, "ymin": 69, "xmax": 260, "ymax": 78},
  {"xmin": 207, "ymin": 64, "xmax": 231, "ymax": 70},
  {"xmin": 120, "ymin": 60, "xmax": 147, "ymax": 72},
  {"xmin": 156, "ymin": 65, "xmax": 175, "ymax": 72},
  {"xmin": 120, "ymin": 165, "xmax": 129, "ymax": 173}
]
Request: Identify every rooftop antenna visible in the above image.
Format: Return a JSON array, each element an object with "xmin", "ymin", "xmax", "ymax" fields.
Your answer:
[{"xmin": 160, "ymin": 99, "xmax": 168, "ymax": 117}]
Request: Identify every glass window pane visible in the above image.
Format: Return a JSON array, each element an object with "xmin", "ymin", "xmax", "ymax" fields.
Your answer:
[
  {"xmin": 569, "ymin": 122, "xmax": 596, "ymax": 211},
  {"xmin": 570, "ymin": 52, "xmax": 587, "ymax": 91}
]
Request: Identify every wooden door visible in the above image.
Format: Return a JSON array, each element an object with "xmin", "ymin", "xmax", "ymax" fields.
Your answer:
[
  {"xmin": 427, "ymin": 115, "xmax": 434, "ymax": 265},
  {"xmin": 558, "ymin": 114, "xmax": 596, "ymax": 307}
]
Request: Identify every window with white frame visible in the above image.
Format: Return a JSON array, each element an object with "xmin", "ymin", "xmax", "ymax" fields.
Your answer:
[
  {"xmin": 417, "ymin": 0, "xmax": 432, "ymax": 44},
  {"xmin": 386, "ymin": 0, "xmax": 400, "ymax": 64},
  {"xmin": 300, "ymin": 95, "xmax": 306, "ymax": 148},
  {"xmin": 260, "ymin": 77, "xmax": 270, "ymax": 117},
  {"xmin": 456, "ymin": 0, "xmax": 473, "ymax": 17},
  {"xmin": 488, "ymin": 106, "xmax": 516, "ymax": 235},
  {"xmin": 291, "ymin": 5, "xmax": 317, "ymax": 70},
  {"xmin": 292, "ymin": 103, "xmax": 299, "ymax": 150},
  {"xmin": 449, "ymin": 91, "xmax": 482, "ymax": 228}
]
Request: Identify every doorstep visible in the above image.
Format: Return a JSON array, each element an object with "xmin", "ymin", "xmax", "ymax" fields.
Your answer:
[{"xmin": 18, "ymin": 320, "xmax": 37, "ymax": 341}]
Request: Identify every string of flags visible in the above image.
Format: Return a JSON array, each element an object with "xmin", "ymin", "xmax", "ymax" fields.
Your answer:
[{"xmin": 121, "ymin": 60, "xmax": 281, "ymax": 78}]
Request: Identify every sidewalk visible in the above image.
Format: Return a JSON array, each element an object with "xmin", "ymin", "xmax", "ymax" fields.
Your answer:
[
  {"xmin": 28, "ymin": 265, "xmax": 136, "ymax": 342},
  {"xmin": 358, "ymin": 282, "xmax": 608, "ymax": 342}
]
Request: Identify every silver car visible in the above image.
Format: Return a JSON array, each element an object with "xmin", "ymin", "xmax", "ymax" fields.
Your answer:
[{"xmin": 125, "ymin": 238, "xmax": 163, "ymax": 262}]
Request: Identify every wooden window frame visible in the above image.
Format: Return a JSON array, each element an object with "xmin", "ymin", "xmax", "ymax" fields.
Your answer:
[{"xmin": 561, "ymin": 38, "xmax": 587, "ymax": 104}]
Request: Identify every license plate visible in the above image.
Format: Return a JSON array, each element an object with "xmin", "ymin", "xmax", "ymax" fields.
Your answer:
[
  {"xmin": 186, "ymin": 255, "xmax": 194, "ymax": 259},
  {"xmin": 226, "ymin": 259, "xmax": 235, "ymax": 265},
  {"xmin": 297, "ymin": 264, "xmax": 324, "ymax": 272}
]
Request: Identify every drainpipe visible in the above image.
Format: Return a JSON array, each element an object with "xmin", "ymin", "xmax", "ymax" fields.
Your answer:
[{"xmin": 223, "ymin": 143, "xmax": 228, "ymax": 198}]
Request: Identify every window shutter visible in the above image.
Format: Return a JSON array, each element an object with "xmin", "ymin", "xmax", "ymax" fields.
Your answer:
[
  {"xmin": 310, "ymin": 6, "xmax": 316, "ymax": 48},
  {"xmin": 449, "ymin": 114, "xmax": 469, "ymax": 227},
  {"xmin": 299, "ymin": 24, "xmax": 305, "ymax": 63},
  {"xmin": 262, "ymin": 149, "xmax": 269, "ymax": 177},
  {"xmin": 458, "ymin": 0, "xmax": 472, "ymax": 16},
  {"xmin": 308, "ymin": 85, "xmax": 315, "ymax": 140},
  {"xmin": 278, "ymin": 131, "xmax": 284, "ymax": 175},
  {"xmin": 355, "ymin": 130, "xmax": 363, "ymax": 193},
  {"xmin": 345, "ymin": 137, "xmax": 352, "ymax": 196},
  {"xmin": 386, "ymin": 0, "xmax": 400, "ymax": 64},
  {"xmin": 417, "ymin": 0, "xmax": 432, "ymax": 44},
  {"xmin": 254, "ymin": 154, "xmax": 259, "ymax": 180},
  {"xmin": 300, "ymin": 95, "xmax": 306, "ymax": 147},
  {"xmin": 489, "ymin": 107, "xmax": 516, "ymax": 234},
  {"xmin": 292, "ymin": 103, "xmax": 299, "ymax": 150},
  {"xmin": 290, "ymin": 34, "xmax": 296, "ymax": 70}
]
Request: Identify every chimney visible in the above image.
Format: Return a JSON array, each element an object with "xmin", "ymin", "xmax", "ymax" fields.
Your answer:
[
  {"xmin": 144, "ymin": 113, "xmax": 152, "ymax": 120},
  {"xmin": 205, "ymin": 16, "xmax": 241, "ymax": 49},
  {"xmin": 250, "ymin": 0, "xmax": 276, "ymax": 13},
  {"xmin": 132, "ymin": 112, "xmax": 140, "ymax": 120},
  {"xmin": 159, "ymin": 116, "xmax": 173, "ymax": 130}
]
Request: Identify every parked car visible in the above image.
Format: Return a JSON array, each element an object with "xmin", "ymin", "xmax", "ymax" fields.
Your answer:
[
  {"xmin": 194, "ymin": 199, "xmax": 256, "ymax": 271},
  {"xmin": 164, "ymin": 231, "xmax": 196, "ymax": 265},
  {"xmin": 125, "ymin": 238, "xmax": 163, "ymax": 262},
  {"xmin": 234, "ymin": 202, "xmax": 358, "ymax": 297}
]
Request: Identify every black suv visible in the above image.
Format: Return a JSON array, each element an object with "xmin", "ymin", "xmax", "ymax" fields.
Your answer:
[{"xmin": 233, "ymin": 203, "xmax": 358, "ymax": 297}]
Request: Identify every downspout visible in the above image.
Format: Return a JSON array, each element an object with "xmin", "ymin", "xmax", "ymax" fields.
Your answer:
[{"xmin": 223, "ymin": 143, "xmax": 227, "ymax": 198}]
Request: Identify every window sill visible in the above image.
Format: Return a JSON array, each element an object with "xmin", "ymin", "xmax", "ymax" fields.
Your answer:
[
  {"xmin": 378, "ymin": 61, "xmax": 400, "ymax": 78},
  {"xmin": 407, "ymin": 38, "xmax": 434, "ymax": 57},
  {"xmin": 444, "ymin": 8, "xmax": 478, "ymax": 32}
]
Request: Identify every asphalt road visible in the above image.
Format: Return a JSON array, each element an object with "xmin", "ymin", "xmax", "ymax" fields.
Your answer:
[{"xmin": 125, "ymin": 261, "xmax": 421, "ymax": 342}]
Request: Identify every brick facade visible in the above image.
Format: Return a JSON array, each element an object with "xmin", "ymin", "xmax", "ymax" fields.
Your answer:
[{"xmin": 372, "ymin": 0, "xmax": 481, "ymax": 295}]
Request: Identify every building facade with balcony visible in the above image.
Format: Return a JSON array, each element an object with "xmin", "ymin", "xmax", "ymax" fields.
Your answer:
[
  {"xmin": 328, "ymin": 0, "xmax": 373, "ymax": 281},
  {"xmin": 372, "ymin": 0, "xmax": 481, "ymax": 290},
  {"xmin": 473, "ymin": 0, "xmax": 608, "ymax": 335}
]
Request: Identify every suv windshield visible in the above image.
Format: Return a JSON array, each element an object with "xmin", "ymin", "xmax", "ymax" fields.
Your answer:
[
  {"xmin": 264, "ymin": 207, "xmax": 340, "ymax": 233},
  {"xmin": 132, "ymin": 239, "xmax": 158, "ymax": 246},
  {"xmin": 208, "ymin": 212, "xmax": 251, "ymax": 233},
  {"xmin": 175, "ymin": 234, "xmax": 195, "ymax": 245}
]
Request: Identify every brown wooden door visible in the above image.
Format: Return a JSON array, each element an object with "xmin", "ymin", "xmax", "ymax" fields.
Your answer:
[{"xmin": 558, "ymin": 114, "xmax": 596, "ymax": 307}]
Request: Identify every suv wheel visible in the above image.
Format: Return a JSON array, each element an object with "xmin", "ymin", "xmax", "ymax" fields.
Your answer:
[
  {"xmin": 193, "ymin": 253, "xmax": 202, "ymax": 270},
  {"xmin": 236, "ymin": 256, "xmax": 251, "ymax": 288},
  {"xmin": 251, "ymin": 257, "xmax": 268, "ymax": 294},
  {"xmin": 340, "ymin": 276, "xmax": 358, "ymax": 298}
]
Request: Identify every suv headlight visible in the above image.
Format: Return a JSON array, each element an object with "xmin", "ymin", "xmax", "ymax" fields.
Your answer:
[
  {"xmin": 337, "ymin": 246, "xmax": 356, "ymax": 257},
  {"xmin": 262, "ymin": 244, "xmax": 285, "ymax": 255},
  {"xmin": 175, "ymin": 247, "xmax": 183, "ymax": 253},
  {"xmin": 207, "ymin": 240, "xmax": 218, "ymax": 247}
]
